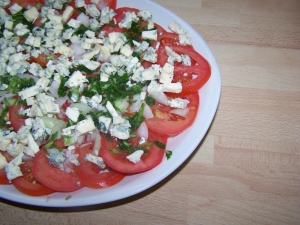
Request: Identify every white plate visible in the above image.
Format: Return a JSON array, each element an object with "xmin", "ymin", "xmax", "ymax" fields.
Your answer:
[{"xmin": 0, "ymin": 0, "xmax": 221, "ymax": 207}]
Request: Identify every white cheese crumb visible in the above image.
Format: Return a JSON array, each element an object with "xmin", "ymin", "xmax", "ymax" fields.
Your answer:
[{"xmin": 126, "ymin": 150, "xmax": 144, "ymax": 164}]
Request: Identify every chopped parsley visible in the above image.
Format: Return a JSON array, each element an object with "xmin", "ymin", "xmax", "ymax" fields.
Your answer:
[
  {"xmin": 166, "ymin": 150, "xmax": 172, "ymax": 160},
  {"xmin": 154, "ymin": 140, "xmax": 166, "ymax": 149},
  {"xmin": 11, "ymin": 9, "xmax": 34, "ymax": 31},
  {"xmin": 145, "ymin": 95, "xmax": 155, "ymax": 106},
  {"xmin": 0, "ymin": 75, "xmax": 36, "ymax": 94},
  {"xmin": 129, "ymin": 103, "xmax": 145, "ymax": 132},
  {"xmin": 44, "ymin": 132, "xmax": 63, "ymax": 151}
]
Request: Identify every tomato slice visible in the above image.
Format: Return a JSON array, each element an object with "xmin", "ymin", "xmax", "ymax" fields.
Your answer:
[
  {"xmin": 0, "ymin": 169, "xmax": 9, "ymax": 185},
  {"xmin": 101, "ymin": 7, "xmax": 140, "ymax": 34},
  {"xmin": 155, "ymin": 22, "xmax": 167, "ymax": 36},
  {"xmin": 159, "ymin": 32, "xmax": 179, "ymax": 44},
  {"xmin": 100, "ymin": 131, "xmax": 168, "ymax": 173},
  {"xmin": 9, "ymin": 0, "xmax": 43, "ymax": 8},
  {"xmin": 32, "ymin": 149, "xmax": 85, "ymax": 192},
  {"xmin": 9, "ymin": 104, "xmax": 26, "ymax": 132},
  {"xmin": 101, "ymin": 24, "xmax": 124, "ymax": 34},
  {"xmin": 166, "ymin": 45, "xmax": 211, "ymax": 95},
  {"xmin": 100, "ymin": 0, "xmax": 117, "ymax": 9},
  {"xmin": 70, "ymin": 0, "xmax": 117, "ymax": 19},
  {"xmin": 11, "ymin": 160, "xmax": 55, "ymax": 196},
  {"xmin": 114, "ymin": 7, "xmax": 140, "ymax": 23},
  {"xmin": 70, "ymin": 0, "xmax": 116, "ymax": 9},
  {"xmin": 157, "ymin": 32, "xmax": 179, "ymax": 66},
  {"xmin": 73, "ymin": 143, "xmax": 125, "ymax": 188},
  {"xmin": 0, "ymin": 151, "xmax": 12, "ymax": 184},
  {"xmin": 145, "ymin": 92, "xmax": 199, "ymax": 136},
  {"xmin": 29, "ymin": 53, "xmax": 50, "ymax": 68}
]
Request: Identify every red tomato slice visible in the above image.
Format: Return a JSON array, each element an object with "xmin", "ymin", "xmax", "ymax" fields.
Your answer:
[
  {"xmin": 101, "ymin": 24, "xmax": 124, "ymax": 34},
  {"xmin": 0, "ymin": 152, "xmax": 12, "ymax": 184},
  {"xmin": 99, "ymin": 0, "xmax": 117, "ymax": 9},
  {"xmin": 29, "ymin": 53, "xmax": 49, "ymax": 68},
  {"xmin": 70, "ymin": 0, "xmax": 116, "ymax": 9},
  {"xmin": 141, "ymin": 60, "xmax": 153, "ymax": 69},
  {"xmin": 165, "ymin": 45, "xmax": 211, "ymax": 95},
  {"xmin": 9, "ymin": 0, "xmax": 43, "ymax": 8},
  {"xmin": 9, "ymin": 104, "xmax": 26, "ymax": 132},
  {"xmin": 114, "ymin": 7, "xmax": 140, "ymax": 23},
  {"xmin": 0, "ymin": 151, "xmax": 13, "ymax": 184},
  {"xmin": 32, "ymin": 149, "xmax": 85, "ymax": 192},
  {"xmin": 100, "ymin": 131, "xmax": 168, "ymax": 173},
  {"xmin": 0, "ymin": 169, "xmax": 9, "ymax": 185},
  {"xmin": 73, "ymin": 143, "xmax": 125, "ymax": 188},
  {"xmin": 70, "ymin": 0, "xmax": 117, "ymax": 19},
  {"xmin": 11, "ymin": 160, "xmax": 55, "ymax": 196},
  {"xmin": 155, "ymin": 22, "xmax": 167, "ymax": 36},
  {"xmin": 145, "ymin": 92, "xmax": 199, "ymax": 136},
  {"xmin": 157, "ymin": 32, "xmax": 179, "ymax": 66},
  {"xmin": 159, "ymin": 32, "xmax": 179, "ymax": 44},
  {"xmin": 101, "ymin": 7, "xmax": 140, "ymax": 34}
]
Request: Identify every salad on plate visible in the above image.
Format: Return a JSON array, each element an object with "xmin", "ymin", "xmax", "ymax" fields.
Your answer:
[{"xmin": 0, "ymin": 0, "xmax": 211, "ymax": 198}]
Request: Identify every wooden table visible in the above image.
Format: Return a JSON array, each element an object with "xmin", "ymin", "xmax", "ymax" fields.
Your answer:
[{"xmin": 1, "ymin": 0, "xmax": 300, "ymax": 224}]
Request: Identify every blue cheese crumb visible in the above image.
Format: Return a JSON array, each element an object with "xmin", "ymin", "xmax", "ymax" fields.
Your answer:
[{"xmin": 126, "ymin": 150, "xmax": 144, "ymax": 163}]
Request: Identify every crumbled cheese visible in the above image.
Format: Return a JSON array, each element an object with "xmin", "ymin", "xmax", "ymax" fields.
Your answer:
[
  {"xmin": 5, "ymin": 152, "xmax": 24, "ymax": 181},
  {"xmin": 126, "ymin": 150, "xmax": 144, "ymax": 163}
]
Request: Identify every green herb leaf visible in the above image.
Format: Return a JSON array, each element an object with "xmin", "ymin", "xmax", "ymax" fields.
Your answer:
[
  {"xmin": 73, "ymin": 24, "xmax": 90, "ymax": 37},
  {"xmin": 12, "ymin": 9, "xmax": 34, "ymax": 31},
  {"xmin": 145, "ymin": 95, "xmax": 155, "ymax": 106},
  {"xmin": 154, "ymin": 140, "xmax": 166, "ymax": 149},
  {"xmin": 63, "ymin": 136, "xmax": 76, "ymax": 146},
  {"xmin": 44, "ymin": 132, "xmax": 59, "ymax": 149},
  {"xmin": 0, "ymin": 75, "xmax": 35, "ymax": 94},
  {"xmin": 67, "ymin": 86, "xmax": 80, "ymax": 101},
  {"xmin": 0, "ymin": 107, "xmax": 9, "ymax": 128},
  {"xmin": 46, "ymin": 54, "xmax": 54, "ymax": 61},
  {"xmin": 109, "ymin": 148, "xmax": 119, "ymax": 154},
  {"xmin": 107, "ymin": 22, "xmax": 116, "ymax": 27},
  {"xmin": 78, "ymin": 114, "xmax": 86, "ymax": 122},
  {"xmin": 129, "ymin": 103, "xmax": 145, "ymax": 131},
  {"xmin": 3, "ymin": 97, "xmax": 17, "ymax": 107},
  {"xmin": 166, "ymin": 150, "xmax": 172, "ymax": 159},
  {"xmin": 65, "ymin": 195, "xmax": 72, "ymax": 200},
  {"xmin": 77, "ymin": 64, "xmax": 93, "ymax": 74},
  {"xmin": 58, "ymin": 76, "xmax": 68, "ymax": 97}
]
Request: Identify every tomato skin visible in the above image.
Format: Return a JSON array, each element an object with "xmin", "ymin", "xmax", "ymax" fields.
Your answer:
[
  {"xmin": 11, "ymin": 161, "xmax": 55, "ymax": 196},
  {"xmin": 100, "ymin": 131, "xmax": 168, "ymax": 174},
  {"xmin": 159, "ymin": 32, "xmax": 179, "ymax": 44},
  {"xmin": 145, "ymin": 92, "xmax": 199, "ymax": 136},
  {"xmin": 70, "ymin": 0, "xmax": 116, "ymax": 9},
  {"xmin": 101, "ymin": 7, "xmax": 140, "ymax": 34},
  {"xmin": 0, "ymin": 169, "xmax": 9, "ymax": 185},
  {"xmin": 141, "ymin": 60, "xmax": 153, "ymax": 69},
  {"xmin": 29, "ymin": 53, "xmax": 49, "ymax": 68},
  {"xmin": 155, "ymin": 22, "xmax": 167, "ymax": 36},
  {"xmin": 9, "ymin": 105, "xmax": 26, "ymax": 132},
  {"xmin": 166, "ymin": 45, "xmax": 211, "ymax": 96},
  {"xmin": 102, "ymin": 0, "xmax": 117, "ymax": 9},
  {"xmin": 73, "ymin": 143, "xmax": 125, "ymax": 189},
  {"xmin": 9, "ymin": 0, "xmax": 43, "ymax": 8},
  {"xmin": 32, "ymin": 149, "xmax": 85, "ymax": 192},
  {"xmin": 114, "ymin": 7, "xmax": 140, "ymax": 23},
  {"xmin": 101, "ymin": 24, "xmax": 124, "ymax": 34},
  {"xmin": 0, "ymin": 152, "xmax": 12, "ymax": 184},
  {"xmin": 69, "ymin": 0, "xmax": 117, "ymax": 18}
]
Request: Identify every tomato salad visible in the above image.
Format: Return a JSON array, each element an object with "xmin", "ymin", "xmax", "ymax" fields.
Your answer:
[{"xmin": 0, "ymin": 0, "xmax": 210, "ymax": 197}]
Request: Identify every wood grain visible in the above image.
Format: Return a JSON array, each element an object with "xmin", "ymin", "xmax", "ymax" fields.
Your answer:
[{"xmin": 1, "ymin": 0, "xmax": 300, "ymax": 224}]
